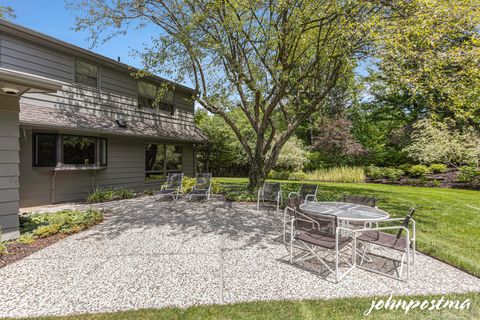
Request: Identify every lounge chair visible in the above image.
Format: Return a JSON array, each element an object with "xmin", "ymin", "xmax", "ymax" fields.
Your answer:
[
  {"xmin": 288, "ymin": 184, "xmax": 318, "ymax": 203},
  {"xmin": 288, "ymin": 199, "xmax": 356, "ymax": 282},
  {"xmin": 355, "ymin": 209, "xmax": 416, "ymax": 281},
  {"xmin": 154, "ymin": 173, "xmax": 183, "ymax": 200},
  {"xmin": 188, "ymin": 173, "xmax": 212, "ymax": 200},
  {"xmin": 256, "ymin": 182, "xmax": 282, "ymax": 212}
]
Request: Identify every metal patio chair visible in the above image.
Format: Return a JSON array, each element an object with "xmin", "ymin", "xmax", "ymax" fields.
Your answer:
[
  {"xmin": 256, "ymin": 182, "xmax": 282, "ymax": 212},
  {"xmin": 188, "ymin": 173, "xmax": 212, "ymax": 200},
  {"xmin": 283, "ymin": 196, "xmax": 331, "ymax": 244},
  {"xmin": 288, "ymin": 184, "xmax": 318, "ymax": 203},
  {"xmin": 288, "ymin": 202, "xmax": 356, "ymax": 282},
  {"xmin": 354, "ymin": 208, "xmax": 416, "ymax": 281},
  {"xmin": 154, "ymin": 173, "xmax": 183, "ymax": 201}
]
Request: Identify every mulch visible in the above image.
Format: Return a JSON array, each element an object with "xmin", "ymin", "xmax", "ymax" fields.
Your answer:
[{"xmin": 0, "ymin": 233, "xmax": 68, "ymax": 269}]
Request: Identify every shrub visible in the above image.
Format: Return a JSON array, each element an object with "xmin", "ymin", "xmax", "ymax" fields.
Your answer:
[
  {"xmin": 429, "ymin": 163, "xmax": 447, "ymax": 174},
  {"xmin": 210, "ymin": 178, "xmax": 223, "ymax": 194},
  {"xmin": 365, "ymin": 165, "xmax": 384, "ymax": 180},
  {"xmin": 22, "ymin": 209, "xmax": 104, "ymax": 237},
  {"xmin": 33, "ymin": 224, "xmax": 62, "ymax": 238},
  {"xmin": 86, "ymin": 187, "xmax": 134, "ymax": 203},
  {"xmin": 398, "ymin": 163, "xmax": 413, "ymax": 172},
  {"xmin": 306, "ymin": 166, "xmax": 365, "ymax": 183},
  {"xmin": 181, "ymin": 176, "xmax": 196, "ymax": 193},
  {"xmin": 274, "ymin": 136, "xmax": 307, "ymax": 172},
  {"xmin": 458, "ymin": 166, "xmax": 480, "ymax": 183},
  {"xmin": 268, "ymin": 170, "xmax": 290, "ymax": 180},
  {"xmin": 403, "ymin": 119, "xmax": 480, "ymax": 166},
  {"xmin": 17, "ymin": 233, "xmax": 35, "ymax": 244},
  {"xmin": 383, "ymin": 167, "xmax": 404, "ymax": 181},
  {"xmin": 288, "ymin": 171, "xmax": 308, "ymax": 181},
  {"xmin": 408, "ymin": 164, "xmax": 430, "ymax": 177},
  {"xmin": 0, "ymin": 242, "xmax": 7, "ymax": 254}
]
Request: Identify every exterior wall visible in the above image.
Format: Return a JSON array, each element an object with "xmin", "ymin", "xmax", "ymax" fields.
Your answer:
[
  {"xmin": 19, "ymin": 130, "xmax": 195, "ymax": 207},
  {"xmin": 0, "ymin": 33, "xmax": 195, "ymax": 127},
  {"xmin": 0, "ymin": 95, "xmax": 20, "ymax": 240}
]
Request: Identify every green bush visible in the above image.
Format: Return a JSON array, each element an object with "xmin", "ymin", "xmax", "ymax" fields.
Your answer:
[
  {"xmin": 408, "ymin": 165, "xmax": 430, "ymax": 177},
  {"xmin": 398, "ymin": 163, "xmax": 413, "ymax": 172},
  {"xmin": 86, "ymin": 187, "xmax": 134, "ymax": 203},
  {"xmin": 210, "ymin": 178, "xmax": 223, "ymax": 194},
  {"xmin": 365, "ymin": 165, "xmax": 404, "ymax": 181},
  {"xmin": 181, "ymin": 176, "xmax": 196, "ymax": 193},
  {"xmin": 17, "ymin": 233, "xmax": 35, "ymax": 244},
  {"xmin": 383, "ymin": 167, "xmax": 404, "ymax": 181},
  {"xmin": 288, "ymin": 171, "xmax": 308, "ymax": 181},
  {"xmin": 429, "ymin": 163, "xmax": 447, "ymax": 173},
  {"xmin": 33, "ymin": 224, "xmax": 62, "ymax": 238},
  {"xmin": 365, "ymin": 165, "xmax": 384, "ymax": 179},
  {"xmin": 268, "ymin": 170, "xmax": 290, "ymax": 180},
  {"xmin": 305, "ymin": 166, "xmax": 365, "ymax": 183},
  {"xmin": 21, "ymin": 209, "xmax": 104, "ymax": 237},
  {"xmin": 458, "ymin": 166, "xmax": 480, "ymax": 183}
]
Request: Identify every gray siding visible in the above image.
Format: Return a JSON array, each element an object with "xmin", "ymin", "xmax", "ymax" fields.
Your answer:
[
  {"xmin": 19, "ymin": 132, "xmax": 195, "ymax": 207},
  {"xmin": 1, "ymin": 29, "xmax": 199, "ymax": 207},
  {"xmin": 0, "ymin": 95, "xmax": 20, "ymax": 240},
  {"xmin": 0, "ymin": 33, "xmax": 195, "ymax": 126}
]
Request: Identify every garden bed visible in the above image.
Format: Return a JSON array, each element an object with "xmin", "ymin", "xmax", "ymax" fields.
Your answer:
[
  {"xmin": 0, "ymin": 209, "xmax": 104, "ymax": 268},
  {"xmin": 0, "ymin": 233, "xmax": 68, "ymax": 268}
]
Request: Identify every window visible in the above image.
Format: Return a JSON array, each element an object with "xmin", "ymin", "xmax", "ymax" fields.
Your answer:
[
  {"xmin": 166, "ymin": 145, "xmax": 183, "ymax": 171},
  {"xmin": 75, "ymin": 60, "xmax": 99, "ymax": 87},
  {"xmin": 34, "ymin": 133, "xmax": 57, "ymax": 167},
  {"xmin": 63, "ymin": 135, "xmax": 95, "ymax": 165},
  {"xmin": 145, "ymin": 143, "xmax": 182, "ymax": 181},
  {"xmin": 33, "ymin": 133, "xmax": 107, "ymax": 167},
  {"xmin": 138, "ymin": 81, "xmax": 175, "ymax": 115}
]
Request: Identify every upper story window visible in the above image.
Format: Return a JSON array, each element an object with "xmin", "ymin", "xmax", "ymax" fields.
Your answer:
[
  {"xmin": 138, "ymin": 81, "xmax": 175, "ymax": 115},
  {"xmin": 75, "ymin": 60, "xmax": 99, "ymax": 88}
]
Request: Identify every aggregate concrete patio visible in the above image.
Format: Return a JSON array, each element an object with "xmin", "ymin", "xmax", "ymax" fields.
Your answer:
[{"xmin": 1, "ymin": 196, "xmax": 479, "ymax": 318}]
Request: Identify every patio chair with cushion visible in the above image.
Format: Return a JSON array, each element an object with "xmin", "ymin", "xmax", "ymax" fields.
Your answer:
[
  {"xmin": 154, "ymin": 173, "xmax": 183, "ymax": 201},
  {"xmin": 188, "ymin": 173, "xmax": 212, "ymax": 200},
  {"xmin": 257, "ymin": 182, "xmax": 282, "ymax": 212},
  {"xmin": 288, "ymin": 184, "xmax": 318, "ymax": 203},
  {"xmin": 288, "ymin": 202, "xmax": 356, "ymax": 282},
  {"xmin": 283, "ymin": 196, "xmax": 330, "ymax": 244},
  {"xmin": 354, "ymin": 208, "xmax": 416, "ymax": 281}
]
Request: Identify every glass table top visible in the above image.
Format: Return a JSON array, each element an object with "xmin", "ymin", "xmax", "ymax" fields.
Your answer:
[{"xmin": 299, "ymin": 202, "xmax": 389, "ymax": 222}]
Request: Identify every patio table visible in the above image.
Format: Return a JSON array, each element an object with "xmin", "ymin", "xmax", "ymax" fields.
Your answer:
[{"xmin": 299, "ymin": 202, "xmax": 389, "ymax": 223}]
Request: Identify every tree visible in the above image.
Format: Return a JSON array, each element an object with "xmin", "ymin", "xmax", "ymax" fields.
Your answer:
[
  {"xmin": 366, "ymin": 0, "xmax": 480, "ymax": 127},
  {"xmin": 0, "ymin": 6, "xmax": 15, "ymax": 19},
  {"xmin": 69, "ymin": 0, "xmax": 382, "ymax": 189},
  {"xmin": 403, "ymin": 119, "xmax": 480, "ymax": 166}
]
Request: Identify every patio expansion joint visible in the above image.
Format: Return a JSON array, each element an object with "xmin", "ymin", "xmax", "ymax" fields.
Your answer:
[{"xmin": 45, "ymin": 256, "xmax": 112, "ymax": 312}]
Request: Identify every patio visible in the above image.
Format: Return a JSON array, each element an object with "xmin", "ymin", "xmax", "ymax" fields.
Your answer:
[{"xmin": 1, "ymin": 196, "xmax": 479, "ymax": 318}]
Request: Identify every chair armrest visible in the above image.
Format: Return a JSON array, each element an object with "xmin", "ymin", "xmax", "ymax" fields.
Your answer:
[
  {"xmin": 295, "ymin": 211, "xmax": 321, "ymax": 230},
  {"xmin": 257, "ymin": 189, "xmax": 263, "ymax": 197},
  {"xmin": 352, "ymin": 225, "xmax": 410, "ymax": 237},
  {"xmin": 288, "ymin": 191, "xmax": 299, "ymax": 198}
]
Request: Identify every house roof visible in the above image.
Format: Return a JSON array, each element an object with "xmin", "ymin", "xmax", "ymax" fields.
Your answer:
[
  {"xmin": 0, "ymin": 20, "xmax": 195, "ymax": 94},
  {"xmin": 19, "ymin": 104, "xmax": 207, "ymax": 143}
]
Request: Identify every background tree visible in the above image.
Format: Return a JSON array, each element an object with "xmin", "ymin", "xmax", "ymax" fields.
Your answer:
[
  {"xmin": 0, "ymin": 6, "xmax": 15, "ymax": 19},
  {"xmin": 70, "ymin": 0, "xmax": 382, "ymax": 189}
]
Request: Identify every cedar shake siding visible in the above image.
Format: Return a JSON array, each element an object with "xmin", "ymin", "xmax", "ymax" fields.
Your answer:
[{"xmin": 0, "ymin": 20, "xmax": 205, "ymax": 207}]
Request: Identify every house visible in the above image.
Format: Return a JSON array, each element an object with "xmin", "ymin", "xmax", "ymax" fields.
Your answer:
[{"xmin": 0, "ymin": 20, "xmax": 206, "ymax": 240}]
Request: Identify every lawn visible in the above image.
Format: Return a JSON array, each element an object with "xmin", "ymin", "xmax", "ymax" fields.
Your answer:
[
  {"xmin": 15, "ymin": 293, "xmax": 479, "ymax": 320},
  {"xmin": 217, "ymin": 178, "xmax": 480, "ymax": 277}
]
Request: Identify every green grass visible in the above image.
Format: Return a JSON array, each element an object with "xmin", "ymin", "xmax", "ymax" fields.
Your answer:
[
  {"xmin": 217, "ymin": 177, "xmax": 480, "ymax": 277},
  {"xmin": 15, "ymin": 293, "xmax": 479, "ymax": 320}
]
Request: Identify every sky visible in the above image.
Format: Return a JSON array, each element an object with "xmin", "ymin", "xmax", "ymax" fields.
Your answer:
[{"xmin": 0, "ymin": 0, "xmax": 162, "ymax": 74}]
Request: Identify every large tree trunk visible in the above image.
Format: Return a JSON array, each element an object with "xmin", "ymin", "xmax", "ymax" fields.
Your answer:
[{"xmin": 248, "ymin": 152, "xmax": 266, "ymax": 191}]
